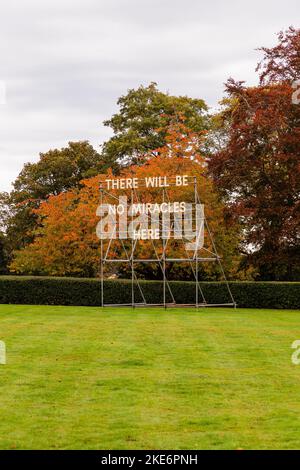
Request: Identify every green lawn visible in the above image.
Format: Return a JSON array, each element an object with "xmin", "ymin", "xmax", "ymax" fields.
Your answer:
[{"xmin": 0, "ymin": 305, "xmax": 300, "ymax": 450}]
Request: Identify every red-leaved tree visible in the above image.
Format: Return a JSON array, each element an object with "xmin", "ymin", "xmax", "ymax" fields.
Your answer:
[{"xmin": 209, "ymin": 28, "xmax": 300, "ymax": 280}]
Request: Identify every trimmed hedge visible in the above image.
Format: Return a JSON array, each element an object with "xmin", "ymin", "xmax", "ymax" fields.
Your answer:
[{"xmin": 0, "ymin": 276, "xmax": 299, "ymax": 309}]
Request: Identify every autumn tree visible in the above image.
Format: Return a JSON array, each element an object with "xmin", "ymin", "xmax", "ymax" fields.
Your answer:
[
  {"xmin": 257, "ymin": 26, "xmax": 300, "ymax": 84},
  {"xmin": 9, "ymin": 187, "xmax": 101, "ymax": 277},
  {"xmin": 118, "ymin": 123, "xmax": 241, "ymax": 280},
  {"xmin": 4, "ymin": 141, "xmax": 105, "ymax": 258},
  {"xmin": 5, "ymin": 84, "xmax": 209, "ymax": 264},
  {"xmin": 11, "ymin": 124, "xmax": 241, "ymax": 280},
  {"xmin": 209, "ymin": 27, "xmax": 300, "ymax": 280},
  {"xmin": 0, "ymin": 233, "xmax": 8, "ymax": 274}
]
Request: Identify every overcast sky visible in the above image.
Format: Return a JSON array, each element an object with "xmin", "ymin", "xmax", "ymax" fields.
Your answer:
[{"xmin": 0, "ymin": 0, "xmax": 298, "ymax": 192}]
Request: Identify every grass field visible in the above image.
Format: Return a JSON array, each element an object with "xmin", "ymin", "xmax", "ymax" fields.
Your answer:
[{"xmin": 0, "ymin": 305, "xmax": 300, "ymax": 450}]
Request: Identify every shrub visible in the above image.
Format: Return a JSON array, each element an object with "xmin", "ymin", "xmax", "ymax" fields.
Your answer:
[{"xmin": 0, "ymin": 276, "xmax": 299, "ymax": 309}]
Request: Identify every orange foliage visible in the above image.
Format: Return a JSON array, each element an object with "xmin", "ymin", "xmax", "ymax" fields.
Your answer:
[{"xmin": 10, "ymin": 124, "xmax": 241, "ymax": 279}]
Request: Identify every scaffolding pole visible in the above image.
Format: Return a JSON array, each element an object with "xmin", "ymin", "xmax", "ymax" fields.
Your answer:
[{"xmin": 99, "ymin": 176, "xmax": 236, "ymax": 309}]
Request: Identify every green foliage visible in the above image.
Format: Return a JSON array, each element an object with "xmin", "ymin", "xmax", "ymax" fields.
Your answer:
[
  {"xmin": 102, "ymin": 82, "xmax": 208, "ymax": 166},
  {"xmin": 0, "ymin": 276, "xmax": 298, "ymax": 309},
  {"xmin": 12, "ymin": 141, "xmax": 103, "ymax": 203}
]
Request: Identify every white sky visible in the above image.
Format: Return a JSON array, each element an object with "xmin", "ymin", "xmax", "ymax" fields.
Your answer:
[{"xmin": 0, "ymin": 0, "xmax": 298, "ymax": 191}]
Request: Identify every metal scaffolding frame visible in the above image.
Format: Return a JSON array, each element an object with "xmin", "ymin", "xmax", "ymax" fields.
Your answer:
[{"xmin": 99, "ymin": 176, "xmax": 236, "ymax": 308}]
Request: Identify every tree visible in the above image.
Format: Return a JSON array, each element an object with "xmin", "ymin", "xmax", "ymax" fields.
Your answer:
[
  {"xmin": 12, "ymin": 141, "xmax": 104, "ymax": 204},
  {"xmin": 9, "ymin": 188, "xmax": 100, "ymax": 277},
  {"xmin": 257, "ymin": 26, "xmax": 300, "ymax": 84},
  {"xmin": 101, "ymin": 82, "xmax": 208, "ymax": 167},
  {"xmin": 209, "ymin": 28, "xmax": 300, "ymax": 280},
  {"xmin": 10, "ymin": 124, "xmax": 241, "ymax": 279},
  {"xmin": 118, "ymin": 122, "xmax": 242, "ymax": 280},
  {"xmin": 4, "ymin": 141, "xmax": 104, "ymax": 256},
  {"xmin": 5, "ymin": 85, "xmax": 208, "ymax": 261},
  {"xmin": 209, "ymin": 79, "xmax": 300, "ymax": 280}
]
